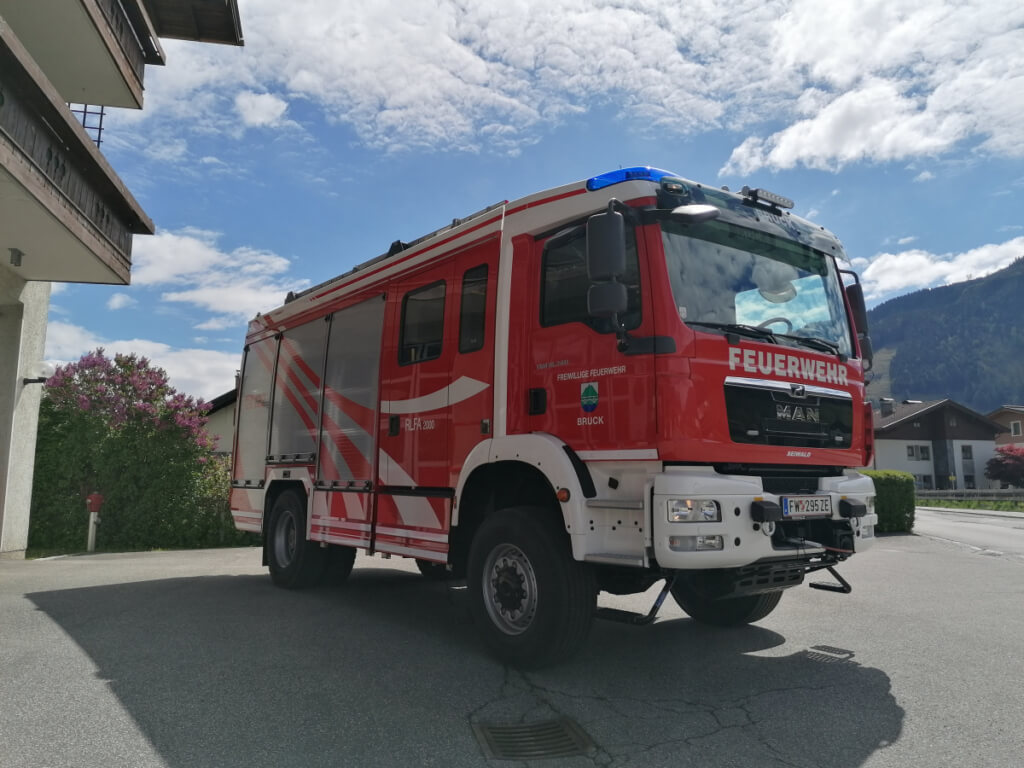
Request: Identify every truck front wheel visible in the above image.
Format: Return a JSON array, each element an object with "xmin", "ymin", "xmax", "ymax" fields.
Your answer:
[
  {"xmin": 670, "ymin": 579, "xmax": 782, "ymax": 627},
  {"xmin": 468, "ymin": 507, "xmax": 595, "ymax": 668}
]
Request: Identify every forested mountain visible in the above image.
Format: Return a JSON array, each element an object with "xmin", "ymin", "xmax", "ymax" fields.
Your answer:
[{"xmin": 865, "ymin": 256, "xmax": 1024, "ymax": 413}]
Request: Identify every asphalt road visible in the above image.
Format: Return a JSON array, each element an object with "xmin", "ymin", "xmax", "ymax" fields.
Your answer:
[
  {"xmin": 915, "ymin": 506, "xmax": 1024, "ymax": 560},
  {"xmin": 1, "ymin": 533, "xmax": 1022, "ymax": 768}
]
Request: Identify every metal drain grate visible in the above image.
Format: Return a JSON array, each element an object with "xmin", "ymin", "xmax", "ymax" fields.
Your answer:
[{"xmin": 473, "ymin": 717, "xmax": 595, "ymax": 760}]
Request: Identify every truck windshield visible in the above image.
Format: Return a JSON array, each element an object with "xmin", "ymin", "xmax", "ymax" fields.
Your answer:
[{"xmin": 661, "ymin": 219, "xmax": 853, "ymax": 358}]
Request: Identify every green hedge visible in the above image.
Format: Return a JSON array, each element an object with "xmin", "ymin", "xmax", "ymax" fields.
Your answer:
[{"xmin": 863, "ymin": 470, "xmax": 916, "ymax": 533}]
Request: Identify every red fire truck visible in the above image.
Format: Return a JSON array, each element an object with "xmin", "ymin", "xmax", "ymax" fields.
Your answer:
[{"xmin": 230, "ymin": 166, "xmax": 877, "ymax": 667}]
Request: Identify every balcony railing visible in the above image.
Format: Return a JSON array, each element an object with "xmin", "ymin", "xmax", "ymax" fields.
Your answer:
[
  {"xmin": 1, "ymin": 66, "xmax": 133, "ymax": 260},
  {"xmin": 95, "ymin": 0, "xmax": 147, "ymax": 88}
]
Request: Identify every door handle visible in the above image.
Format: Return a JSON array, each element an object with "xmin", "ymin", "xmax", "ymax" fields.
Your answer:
[{"xmin": 388, "ymin": 415, "xmax": 400, "ymax": 436}]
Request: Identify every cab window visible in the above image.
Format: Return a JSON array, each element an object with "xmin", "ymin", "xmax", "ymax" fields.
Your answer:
[{"xmin": 540, "ymin": 226, "xmax": 641, "ymax": 332}]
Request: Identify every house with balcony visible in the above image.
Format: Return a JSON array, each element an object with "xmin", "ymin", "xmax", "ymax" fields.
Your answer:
[
  {"xmin": 0, "ymin": 1, "xmax": 243, "ymax": 558},
  {"xmin": 986, "ymin": 405, "xmax": 1024, "ymax": 447},
  {"xmin": 870, "ymin": 398, "xmax": 1007, "ymax": 490}
]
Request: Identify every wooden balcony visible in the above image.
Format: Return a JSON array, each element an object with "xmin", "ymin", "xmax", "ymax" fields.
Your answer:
[
  {"xmin": 0, "ymin": 0, "xmax": 165, "ymax": 109},
  {"xmin": 0, "ymin": 20, "xmax": 153, "ymax": 285}
]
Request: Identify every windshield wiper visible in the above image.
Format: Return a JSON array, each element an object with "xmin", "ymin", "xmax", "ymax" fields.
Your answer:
[
  {"xmin": 778, "ymin": 334, "xmax": 846, "ymax": 360},
  {"xmin": 688, "ymin": 322, "xmax": 778, "ymax": 344}
]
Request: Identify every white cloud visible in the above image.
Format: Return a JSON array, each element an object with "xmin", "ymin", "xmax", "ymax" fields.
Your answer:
[
  {"xmin": 144, "ymin": 137, "xmax": 188, "ymax": 163},
  {"xmin": 235, "ymin": 91, "xmax": 289, "ymax": 127},
  {"xmin": 721, "ymin": 79, "xmax": 970, "ymax": 174},
  {"xmin": 914, "ymin": 171, "xmax": 935, "ymax": 182},
  {"xmin": 861, "ymin": 236, "xmax": 1024, "ymax": 299},
  {"xmin": 107, "ymin": 0, "xmax": 1022, "ymax": 171},
  {"xmin": 106, "ymin": 292, "xmax": 137, "ymax": 310},
  {"xmin": 45, "ymin": 321, "xmax": 239, "ymax": 401},
  {"xmin": 130, "ymin": 229, "xmax": 308, "ymax": 325},
  {"xmin": 897, "ymin": 236, "xmax": 917, "ymax": 245}
]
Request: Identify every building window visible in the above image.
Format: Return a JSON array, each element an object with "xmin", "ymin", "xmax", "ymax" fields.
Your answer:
[
  {"xmin": 1012, "ymin": 421, "xmax": 1022, "ymax": 437},
  {"xmin": 913, "ymin": 474, "xmax": 935, "ymax": 490},
  {"xmin": 964, "ymin": 475, "xmax": 976, "ymax": 489},
  {"xmin": 961, "ymin": 445, "xmax": 973, "ymax": 460},
  {"xmin": 907, "ymin": 445, "xmax": 915, "ymax": 459},
  {"xmin": 949, "ymin": 416, "xmax": 957, "ymax": 427},
  {"xmin": 919, "ymin": 445, "xmax": 930, "ymax": 461}
]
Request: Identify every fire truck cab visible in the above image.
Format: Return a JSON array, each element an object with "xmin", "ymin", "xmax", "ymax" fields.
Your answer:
[{"xmin": 231, "ymin": 167, "xmax": 877, "ymax": 667}]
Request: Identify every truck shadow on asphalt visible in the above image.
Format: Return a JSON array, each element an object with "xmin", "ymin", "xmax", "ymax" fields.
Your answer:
[{"xmin": 29, "ymin": 565, "xmax": 903, "ymax": 768}]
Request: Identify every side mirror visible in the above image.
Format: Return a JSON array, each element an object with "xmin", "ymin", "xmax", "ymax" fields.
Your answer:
[
  {"xmin": 586, "ymin": 209, "xmax": 626, "ymax": 281},
  {"xmin": 845, "ymin": 282, "xmax": 869, "ymax": 337},
  {"xmin": 858, "ymin": 334, "xmax": 874, "ymax": 371},
  {"xmin": 588, "ymin": 281, "xmax": 627, "ymax": 319}
]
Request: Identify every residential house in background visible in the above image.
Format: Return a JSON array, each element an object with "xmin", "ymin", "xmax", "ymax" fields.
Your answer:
[
  {"xmin": 986, "ymin": 405, "xmax": 1024, "ymax": 447},
  {"xmin": 205, "ymin": 388, "xmax": 237, "ymax": 454},
  {"xmin": 870, "ymin": 398, "xmax": 1006, "ymax": 490},
  {"xmin": 0, "ymin": 1, "xmax": 243, "ymax": 558}
]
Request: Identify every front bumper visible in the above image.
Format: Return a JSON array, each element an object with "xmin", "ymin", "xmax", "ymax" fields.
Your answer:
[{"xmin": 652, "ymin": 467, "xmax": 877, "ymax": 570}]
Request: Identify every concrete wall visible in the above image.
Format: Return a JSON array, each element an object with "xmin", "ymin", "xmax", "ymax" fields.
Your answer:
[{"xmin": 0, "ymin": 268, "xmax": 49, "ymax": 558}]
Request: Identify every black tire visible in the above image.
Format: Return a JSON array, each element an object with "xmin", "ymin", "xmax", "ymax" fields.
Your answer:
[
  {"xmin": 325, "ymin": 545, "xmax": 357, "ymax": 584},
  {"xmin": 670, "ymin": 579, "xmax": 782, "ymax": 627},
  {"xmin": 266, "ymin": 489, "xmax": 327, "ymax": 589},
  {"xmin": 467, "ymin": 507, "xmax": 596, "ymax": 668},
  {"xmin": 415, "ymin": 559, "xmax": 450, "ymax": 580}
]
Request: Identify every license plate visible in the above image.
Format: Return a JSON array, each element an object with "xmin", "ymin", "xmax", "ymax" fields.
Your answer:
[{"xmin": 782, "ymin": 495, "xmax": 832, "ymax": 517}]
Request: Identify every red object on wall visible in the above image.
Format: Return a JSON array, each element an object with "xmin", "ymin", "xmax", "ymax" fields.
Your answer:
[{"xmin": 85, "ymin": 492, "xmax": 104, "ymax": 514}]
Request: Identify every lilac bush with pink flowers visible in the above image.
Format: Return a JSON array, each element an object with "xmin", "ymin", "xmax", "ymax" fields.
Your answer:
[{"xmin": 29, "ymin": 349, "xmax": 252, "ymax": 552}]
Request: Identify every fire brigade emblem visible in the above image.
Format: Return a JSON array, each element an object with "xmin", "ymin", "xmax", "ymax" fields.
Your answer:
[{"xmin": 581, "ymin": 382, "xmax": 599, "ymax": 412}]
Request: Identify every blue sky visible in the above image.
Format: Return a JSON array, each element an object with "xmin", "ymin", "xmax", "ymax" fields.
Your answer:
[{"xmin": 46, "ymin": 0, "xmax": 1024, "ymax": 400}]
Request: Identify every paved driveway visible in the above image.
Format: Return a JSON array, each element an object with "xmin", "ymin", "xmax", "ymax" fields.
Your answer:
[{"xmin": 1, "ymin": 534, "xmax": 1021, "ymax": 768}]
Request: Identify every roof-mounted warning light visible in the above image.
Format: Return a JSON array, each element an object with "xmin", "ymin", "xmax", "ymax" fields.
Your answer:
[
  {"xmin": 741, "ymin": 185, "xmax": 794, "ymax": 210},
  {"xmin": 586, "ymin": 166, "xmax": 674, "ymax": 191}
]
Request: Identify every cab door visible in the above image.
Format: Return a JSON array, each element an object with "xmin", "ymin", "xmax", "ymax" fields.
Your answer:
[
  {"xmin": 376, "ymin": 262, "xmax": 454, "ymax": 557},
  {"xmin": 522, "ymin": 220, "xmax": 658, "ymax": 456}
]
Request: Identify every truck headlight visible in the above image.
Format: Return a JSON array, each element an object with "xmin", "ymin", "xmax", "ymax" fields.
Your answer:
[{"xmin": 668, "ymin": 499, "xmax": 720, "ymax": 523}]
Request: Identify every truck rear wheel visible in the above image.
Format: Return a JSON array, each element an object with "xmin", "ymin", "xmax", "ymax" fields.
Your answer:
[
  {"xmin": 468, "ymin": 507, "xmax": 595, "ymax": 668},
  {"xmin": 670, "ymin": 579, "xmax": 782, "ymax": 626},
  {"xmin": 267, "ymin": 489, "xmax": 327, "ymax": 589}
]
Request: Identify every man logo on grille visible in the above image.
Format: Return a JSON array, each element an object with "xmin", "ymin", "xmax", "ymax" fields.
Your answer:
[{"xmin": 776, "ymin": 404, "xmax": 819, "ymax": 423}]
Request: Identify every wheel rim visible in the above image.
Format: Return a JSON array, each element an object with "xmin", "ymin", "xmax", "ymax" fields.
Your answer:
[
  {"xmin": 273, "ymin": 510, "xmax": 297, "ymax": 568},
  {"xmin": 482, "ymin": 543, "xmax": 538, "ymax": 635}
]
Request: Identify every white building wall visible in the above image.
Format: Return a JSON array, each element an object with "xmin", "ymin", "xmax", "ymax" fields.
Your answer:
[
  {"xmin": 206, "ymin": 406, "xmax": 234, "ymax": 453},
  {"xmin": 0, "ymin": 270, "xmax": 50, "ymax": 558},
  {"xmin": 873, "ymin": 439, "xmax": 937, "ymax": 488},
  {"xmin": 953, "ymin": 439, "xmax": 999, "ymax": 490}
]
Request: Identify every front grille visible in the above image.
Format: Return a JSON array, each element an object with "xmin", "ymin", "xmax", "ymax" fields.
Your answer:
[{"xmin": 725, "ymin": 382, "xmax": 852, "ymax": 448}]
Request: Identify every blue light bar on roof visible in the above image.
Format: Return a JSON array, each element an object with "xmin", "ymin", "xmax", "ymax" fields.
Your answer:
[{"xmin": 586, "ymin": 166, "xmax": 676, "ymax": 191}]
